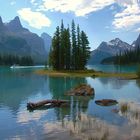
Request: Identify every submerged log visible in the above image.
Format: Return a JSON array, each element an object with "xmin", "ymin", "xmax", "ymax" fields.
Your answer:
[
  {"xmin": 27, "ymin": 99, "xmax": 69, "ymax": 110},
  {"xmin": 95, "ymin": 99, "xmax": 118, "ymax": 106},
  {"xmin": 66, "ymin": 84, "xmax": 95, "ymax": 96}
]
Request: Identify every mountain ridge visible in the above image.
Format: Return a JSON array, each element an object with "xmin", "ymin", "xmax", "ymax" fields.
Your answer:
[
  {"xmin": 0, "ymin": 16, "xmax": 51, "ymax": 64},
  {"xmin": 88, "ymin": 38, "xmax": 132, "ymax": 64}
]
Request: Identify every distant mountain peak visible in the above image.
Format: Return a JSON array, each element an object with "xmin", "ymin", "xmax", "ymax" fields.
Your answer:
[
  {"xmin": 7, "ymin": 16, "xmax": 23, "ymax": 31},
  {"xmin": 132, "ymin": 33, "xmax": 140, "ymax": 48},
  {"xmin": 88, "ymin": 37, "xmax": 131, "ymax": 64},
  {"xmin": 0, "ymin": 16, "xmax": 6, "ymax": 31},
  {"xmin": 114, "ymin": 38, "xmax": 121, "ymax": 41},
  {"xmin": 41, "ymin": 32, "xmax": 51, "ymax": 38},
  {"xmin": 41, "ymin": 32, "xmax": 52, "ymax": 54},
  {"xmin": 109, "ymin": 38, "xmax": 122, "ymax": 44},
  {"xmin": 0, "ymin": 16, "xmax": 3, "ymax": 24}
]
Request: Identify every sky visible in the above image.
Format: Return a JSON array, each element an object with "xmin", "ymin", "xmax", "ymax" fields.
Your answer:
[{"xmin": 0, "ymin": 0, "xmax": 140, "ymax": 50}]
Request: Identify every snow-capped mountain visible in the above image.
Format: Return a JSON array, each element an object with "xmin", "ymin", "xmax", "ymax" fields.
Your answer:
[{"xmin": 88, "ymin": 38, "xmax": 132, "ymax": 64}]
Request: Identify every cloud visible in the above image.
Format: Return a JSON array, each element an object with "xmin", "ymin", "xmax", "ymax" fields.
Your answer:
[
  {"xmin": 109, "ymin": 5, "xmax": 116, "ymax": 10},
  {"xmin": 113, "ymin": 1, "xmax": 140, "ymax": 29},
  {"xmin": 28, "ymin": 0, "xmax": 140, "ymax": 30},
  {"xmin": 135, "ymin": 28, "xmax": 140, "ymax": 32},
  {"xmin": 10, "ymin": 1, "xmax": 16, "ymax": 5},
  {"xmin": 38, "ymin": 0, "xmax": 115, "ymax": 16},
  {"xmin": 17, "ymin": 8, "xmax": 51, "ymax": 29},
  {"xmin": 30, "ymin": 0, "xmax": 36, "ymax": 4},
  {"xmin": 30, "ymin": 0, "xmax": 39, "ymax": 6}
]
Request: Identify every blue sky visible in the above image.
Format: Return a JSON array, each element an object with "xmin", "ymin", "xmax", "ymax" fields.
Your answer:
[{"xmin": 0, "ymin": 0, "xmax": 140, "ymax": 50}]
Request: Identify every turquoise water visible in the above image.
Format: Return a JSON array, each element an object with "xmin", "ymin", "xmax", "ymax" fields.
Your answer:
[
  {"xmin": 87, "ymin": 64, "xmax": 138, "ymax": 73},
  {"xmin": 0, "ymin": 66, "xmax": 140, "ymax": 140}
]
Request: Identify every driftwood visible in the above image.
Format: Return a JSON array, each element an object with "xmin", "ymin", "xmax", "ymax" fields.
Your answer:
[
  {"xmin": 66, "ymin": 84, "xmax": 95, "ymax": 96},
  {"xmin": 95, "ymin": 99, "xmax": 118, "ymax": 106},
  {"xmin": 27, "ymin": 99, "xmax": 69, "ymax": 110}
]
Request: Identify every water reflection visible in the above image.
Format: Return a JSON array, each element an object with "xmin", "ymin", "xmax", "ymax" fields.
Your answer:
[
  {"xmin": 44, "ymin": 101, "xmax": 140, "ymax": 140},
  {"xmin": 97, "ymin": 78, "xmax": 129, "ymax": 89},
  {"xmin": 49, "ymin": 77, "xmax": 87, "ymax": 99},
  {"xmin": 0, "ymin": 71, "xmax": 47, "ymax": 113},
  {"xmin": 136, "ymin": 79, "xmax": 140, "ymax": 88},
  {"xmin": 0, "ymin": 68, "xmax": 140, "ymax": 140}
]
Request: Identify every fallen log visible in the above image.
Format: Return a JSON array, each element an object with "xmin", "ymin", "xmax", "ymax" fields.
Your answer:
[{"xmin": 27, "ymin": 99, "xmax": 69, "ymax": 110}]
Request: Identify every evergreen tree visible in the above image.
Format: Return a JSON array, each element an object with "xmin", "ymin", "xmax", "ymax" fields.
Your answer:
[
  {"xmin": 107, "ymin": 45, "xmax": 140, "ymax": 65},
  {"xmin": 0, "ymin": 54, "xmax": 33, "ymax": 66},
  {"xmin": 60, "ymin": 20, "xmax": 65, "ymax": 69},
  {"xmin": 80, "ymin": 31, "xmax": 90, "ymax": 69},
  {"xmin": 76, "ymin": 24, "xmax": 81, "ymax": 69},
  {"xmin": 49, "ymin": 26, "xmax": 61, "ymax": 70},
  {"xmin": 64, "ymin": 27, "xmax": 71, "ymax": 70},
  {"xmin": 71, "ymin": 20, "xmax": 77, "ymax": 69},
  {"xmin": 49, "ymin": 20, "xmax": 90, "ymax": 70}
]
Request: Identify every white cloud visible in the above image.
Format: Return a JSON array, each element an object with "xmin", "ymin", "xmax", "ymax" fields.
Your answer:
[
  {"xmin": 30, "ymin": 0, "xmax": 39, "ymax": 6},
  {"xmin": 113, "ymin": 1, "xmax": 140, "ymax": 29},
  {"xmin": 135, "ymin": 28, "xmax": 140, "ymax": 32},
  {"xmin": 30, "ymin": 0, "xmax": 36, "ymax": 4},
  {"xmin": 29, "ymin": 0, "xmax": 140, "ymax": 31},
  {"xmin": 17, "ymin": 8, "xmax": 51, "ymax": 29},
  {"xmin": 113, "ymin": 14, "xmax": 140, "ymax": 29},
  {"xmin": 10, "ymin": 1, "xmax": 16, "ymax": 5},
  {"xmin": 38, "ymin": 0, "xmax": 115, "ymax": 16}
]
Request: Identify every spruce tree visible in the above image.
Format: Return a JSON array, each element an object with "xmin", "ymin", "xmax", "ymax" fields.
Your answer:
[
  {"xmin": 71, "ymin": 20, "xmax": 77, "ymax": 70},
  {"xmin": 49, "ymin": 26, "xmax": 61, "ymax": 69},
  {"xmin": 81, "ymin": 31, "xmax": 90, "ymax": 69},
  {"xmin": 64, "ymin": 27, "xmax": 71, "ymax": 70},
  {"xmin": 77, "ymin": 24, "xmax": 81, "ymax": 69},
  {"xmin": 49, "ymin": 20, "xmax": 90, "ymax": 70},
  {"xmin": 60, "ymin": 20, "xmax": 65, "ymax": 69}
]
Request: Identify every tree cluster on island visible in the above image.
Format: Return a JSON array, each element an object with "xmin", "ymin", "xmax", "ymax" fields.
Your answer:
[
  {"xmin": 0, "ymin": 54, "xmax": 34, "ymax": 66},
  {"xmin": 49, "ymin": 20, "xmax": 90, "ymax": 70}
]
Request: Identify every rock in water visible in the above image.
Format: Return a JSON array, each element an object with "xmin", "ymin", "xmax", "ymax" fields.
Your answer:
[
  {"xmin": 95, "ymin": 99, "xmax": 118, "ymax": 106},
  {"xmin": 66, "ymin": 84, "xmax": 95, "ymax": 96}
]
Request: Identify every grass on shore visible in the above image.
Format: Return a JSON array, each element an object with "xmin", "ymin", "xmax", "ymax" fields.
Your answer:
[{"xmin": 35, "ymin": 69, "xmax": 138, "ymax": 79}]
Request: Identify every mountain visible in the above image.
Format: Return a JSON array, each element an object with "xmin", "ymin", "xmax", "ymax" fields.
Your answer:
[
  {"xmin": 0, "ymin": 16, "xmax": 6, "ymax": 32},
  {"xmin": 0, "ymin": 16, "xmax": 48, "ymax": 64},
  {"xmin": 41, "ymin": 32, "xmax": 52, "ymax": 58},
  {"xmin": 6, "ymin": 16, "xmax": 25, "ymax": 32},
  {"xmin": 88, "ymin": 38, "xmax": 132, "ymax": 64},
  {"xmin": 132, "ymin": 34, "xmax": 140, "ymax": 49}
]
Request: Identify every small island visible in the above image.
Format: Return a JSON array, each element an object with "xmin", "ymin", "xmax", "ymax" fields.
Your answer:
[{"xmin": 35, "ymin": 20, "xmax": 140, "ymax": 80}]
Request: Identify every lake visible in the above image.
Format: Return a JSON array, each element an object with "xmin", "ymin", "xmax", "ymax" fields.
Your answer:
[
  {"xmin": 0, "ymin": 66, "xmax": 140, "ymax": 140},
  {"xmin": 87, "ymin": 64, "xmax": 139, "ymax": 73}
]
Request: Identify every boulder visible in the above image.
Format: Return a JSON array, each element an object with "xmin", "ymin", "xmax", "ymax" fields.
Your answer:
[
  {"xmin": 95, "ymin": 99, "xmax": 118, "ymax": 106},
  {"xmin": 66, "ymin": 84, "xmax": 95, "ymax": 96}
]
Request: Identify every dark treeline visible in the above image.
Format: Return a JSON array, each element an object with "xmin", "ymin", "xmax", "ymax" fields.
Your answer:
[
  {"xmin": 102, "ymin": 46, "xmax": 140, "ymax": 65},
  {"xmin": 49, "ymin": 20, "xmax": 90, "ymax": 70},
  {"xmin": 0, "ymin": 54, "xmax": 34, "ymax": 66}
]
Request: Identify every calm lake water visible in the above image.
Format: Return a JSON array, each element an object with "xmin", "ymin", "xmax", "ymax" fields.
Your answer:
[
  {"xmin": 0, "ymin": 66, "xmax": 140, "ymax": 140},
  {"xmin": 87, "ymin": 64, "xmax": 138, "ymax": 73}
]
